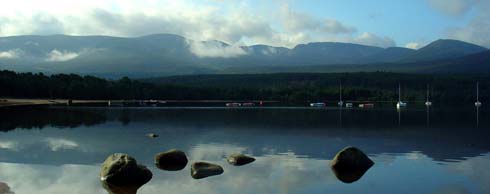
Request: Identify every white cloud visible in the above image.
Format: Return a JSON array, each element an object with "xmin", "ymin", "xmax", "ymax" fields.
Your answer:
[
  {"xmin": 261, "ymin": 47, "xmax": 279, "ymax": 55},
  {"xmin": 405, "ymin": 42, "xmax": 421, "ymax": 49},
  {"xmin": 0, "ymin": 49, "xmax": 21, "ymax": 59},
  {"xmin": 45, "ymin": 50, "xmax": 79, "ymax": 62},
  {"xmin": 353, "ymin": 32, "xmax": 396, "ymax": 48},
  {"xmin": 0, "ymin": 0, "xmax": 394, "ymax": 48},
  {"xmin": 442, "ymin": 1, "xmax": 490, "ymax": 47},
  {"xmin": 189, "ymin": 41, "xmax": 247, "ymax": 58},
  {"xmin": 426, "ymin": 0, "xmax": 490, "ymax": 47},
  {"xmin": 0, "ymin": 141, "xmax": 18, "ymax": 150},
  {"xmin": 279, "ymin": 4, "xmax": 356, "ymax": 35},
  {"xmin": 428, "ymin": 0, "xmax": 479, "ymax": 16},
  {"xmin": 0, "ymin": 163, "xmax": 103, "ymax": 194},
  {"xmin": 444, "ymin": 154, "xmax": 490, "ymax": 193},
  {"xmin": 44, "ymin": 138, "xmax": 79, "ymax": 151}
]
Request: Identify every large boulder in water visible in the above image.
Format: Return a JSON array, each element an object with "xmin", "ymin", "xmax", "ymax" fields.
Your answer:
[
  {"xmin": 227, "ymin": 154, "xmax": 255, "ymax": 166},
  {"xmin": 100, "ymin": 153, "xmax": 152, "ymax": 194},
  {"xmin": 330, "ymin": 147, "xmax": 374, "ymax": 183},
  {"xmin": 155, "ymin": 149, "xmax": 188, "ymax": 171},
  {"xmin": 0, "ymin": 182, "xmax": 14, "ymax": 194},
  {"xmin": 191, "ymin": 162, "xmax": 224, "ymax": 179}
]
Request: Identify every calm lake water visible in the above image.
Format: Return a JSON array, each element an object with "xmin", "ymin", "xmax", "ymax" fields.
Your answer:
[{"xmin": 1, "ymin": 106, "xmax": 489, "ymax": 194}]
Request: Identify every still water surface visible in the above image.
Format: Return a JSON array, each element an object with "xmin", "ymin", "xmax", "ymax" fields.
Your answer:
[{"xmin": 0, "ymin": 107, "xmax": 489, "ymax": 194}]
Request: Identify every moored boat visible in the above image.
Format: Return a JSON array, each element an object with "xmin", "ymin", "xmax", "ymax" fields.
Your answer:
[
  {"xmin": 345, "ymin": 102, "xmax": 353, "ymax": 108},
  {"xmin": 425, "ymin": 84, "xmax": 432, "ymax": 107},
  {"xmin": 359, "ymin": 103, "xmax": 374, "ymax": 108},
  {"xmin": 475, "ymin": 82, "xmax": 482, "ymax": 107},
  {"xmin": 338, "ymin": 81, "xmax": 344, "ymax": 107},
  {"xmin": 226, "ymin": 102, "xmax": 242, "ymax": 107},
  {"xmin": 242, "ymin": 102, "xmax": 255, "ymax": 107},
  {"xmin": 310, "ymin": 102, "xmax": 326, "ymax": 107},
  {"xmin": 396, "ymin": 83, "xmax": 407, "ymax": 109}
]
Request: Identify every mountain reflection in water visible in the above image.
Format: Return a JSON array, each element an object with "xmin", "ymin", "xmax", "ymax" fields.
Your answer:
[{"xmin": 0, "ymin": 107, "xmax": 489, "ymax": 194}]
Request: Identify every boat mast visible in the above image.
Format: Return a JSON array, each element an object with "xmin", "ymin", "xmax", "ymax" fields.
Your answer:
[
  {"xmin": 477, "ymin": 81, "xmax": 480, "ymax": 102},
  {"xmin": 426, "ymin": 84, "xmax": 429, "ymax": 102},
  {"xmin": 398, "ymin": 83, "xmax": 401, "ymax": 102},
  {"xmin": 340, "ymin": 81, "xmax": 342, "ymax": 102}
]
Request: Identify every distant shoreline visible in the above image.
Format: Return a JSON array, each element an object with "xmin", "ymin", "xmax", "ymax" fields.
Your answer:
[
  {"xmin": 0, "ymin": 99, "xmax": 283, "ymax": 108},
  {"xmin": 1, "ymin": 98, "xmax": 475, "ymax": 110}
]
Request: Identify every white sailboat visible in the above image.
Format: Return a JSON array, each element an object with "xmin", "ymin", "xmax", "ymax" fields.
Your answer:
[
  {"xmin": 475, "ymin": 82, "xmax": 482, "ymax": 107},
  {"xmin": 396, "ymin": 83, "xmax": 407, "ymax": 109},
  {"xmin": 425, "ymin": 84, "xmax": 432, "ymax": 107},
  {"xmin": 338, "ymin": 81, "xmax": 344, "ymax": 107}
]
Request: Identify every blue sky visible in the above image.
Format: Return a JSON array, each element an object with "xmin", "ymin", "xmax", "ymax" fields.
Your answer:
[
  {"xmin": 290, "ymin": 0, "xmax": 476, "ymax": 46},
  {"xmin": 0, "ymin": 0, "xmax": 488, "ymax": 49}
]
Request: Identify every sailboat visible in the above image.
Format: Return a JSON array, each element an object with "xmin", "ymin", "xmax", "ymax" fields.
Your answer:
[
  {"xmin": 338, "ymin": 81, "xmax": 344, "ymax": 107},
  {"xmin": 425, "ymin": 84, "xmax": 432, "ymax": 107},
  {"xmin": 475, "ymin": 82, "xmax": 482, "ymax": 107},
  {"xmin": 396, "ymin": 83, "xmax": 407, "ymax": 109}
]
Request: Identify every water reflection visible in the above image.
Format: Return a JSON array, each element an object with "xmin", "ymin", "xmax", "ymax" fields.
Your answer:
[
  {"xmin": 398, "ymin": 108, "xmax": 401, "ymax": 126},
  {"xmin": 0, "ymin": 107, "xmax": 106, "ymax": 131},
  {"xmin": 1, "ymin": 106, "xmax": 489, "ymax": 131},
  {"xmin": 1, "ymin": 151, "xmax": 489, "ymax": 194},
  {"xmin": 0, "ymin": 107, "xmax": 489, "ymax": 194},
  {"xmin": 426, "ymin": 106, "xmax": 431, "ymax": 127},
  {"xmin": 476, "ymin": 106, "xmax": 480, "ymax": 128}
]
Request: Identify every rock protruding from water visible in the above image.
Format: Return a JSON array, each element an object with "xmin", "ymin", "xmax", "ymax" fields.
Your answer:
[
  {"xmin": 191, "ymin": 162, "xmax": 224, "ymax": 179},
  {"xmin": 155, "ymin": 149, "xmax": 188, "ymax": 171},
  {"xmin": 100, "ymin": 153, "xmax": 153, "ymax": 194},
  {"xmin": 146, "ymin": 133, "xmax": 159, "ymax": 138},
  {"xmin": 0, "ymin": 182, "xmax": 14, "ymax": 194},
  {"xmin": 330, "ymin": 146, "xmax": 374, "ymax": 183},
  {"xmin": 227, "ymin": 154, "xmax": 255, "ymax": 166}
]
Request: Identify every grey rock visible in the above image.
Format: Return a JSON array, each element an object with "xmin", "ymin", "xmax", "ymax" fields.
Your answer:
[
  {"xmin": 100, "ymin": 153, "xmax": 152, "ymax": 194},
  {"xmin": 146, "ymin": 133, "xmax": 159, "ymax": 138},
  {"xmin": 0, "ymin": 182, "xmax": 14, "ymax": 194},
  {"xmin": 330, "ymin": 147, "xmax": 374, "ymax": 183},
  {"xmin": 155, "ymin": 149, "xmax": 188, "ymax": 171},
  {"xmin": 191, "ymin": 162, "xmax": 224, "ymax": 179},
  {"xmin": 227, "ymin": 154, "xmax": 255, "ymax": 166}
]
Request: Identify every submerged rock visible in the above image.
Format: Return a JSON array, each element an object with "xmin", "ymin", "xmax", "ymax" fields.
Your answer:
[
  {"xmin": 155, "ymin": 149, "xmax": 188, "ymax": 171},
  {"xmin": 227, "ymin": 154, "xmax": 255, "ymax": 166},
  {"xmin": 146, "ymin": 133, "xmax": 159, "ymax": 138},
  {"xmin": 191, "ymin": 162, "xmax": 224, "ymax": 179},
  {"xmin": 0, "ymin": 182, "xmax": 14, "ymax": 194},
  {"xmin": 100, "ymin": 153, "xmax": 152, "ymax": 194},
  {"xmin": 330, "ymin": 147, "xmax": 374, "ymax": 183}
]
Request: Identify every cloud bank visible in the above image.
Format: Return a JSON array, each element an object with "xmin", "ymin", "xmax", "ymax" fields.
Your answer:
[
  {"xmin": 189, "ymin": 41, "xmax": 247, "ymax": 58},
  {"xmin": 0, "ymin": 0, "xmax": 397, "ymax": 48},
  {"xmin": 427, "ymin": 0, "xmax": 490, "ymax": 47},
  {"xmin": 353, "ymin": 32, "xmax": 396, "ymax": 48},
  {"xmin": 428, "ymin": 0, "xmax": 479, "ymax": 16},
  {"xmin": 0, "ymin": 50, "xmax": 21, "ymax": 59},
  {"xmin": 45, "ymin": 50, "xmax": 79, "ymax": 62},
  {"xmin": 405, "ymin": 42, "xmax": 421, "ymax": 49},
  {"xmin": 44, "ymin": 138, "xmax": 79, "ymax": 151}
]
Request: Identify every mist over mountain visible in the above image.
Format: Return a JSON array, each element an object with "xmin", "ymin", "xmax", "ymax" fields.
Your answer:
[{"xmin": 0, "ymin": 34, "xmax": 488, "ymax": 77}]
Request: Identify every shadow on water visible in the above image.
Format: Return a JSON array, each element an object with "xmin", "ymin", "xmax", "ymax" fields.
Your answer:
[{"xmin": 0, "ymin": 107, "xmax": 107, "ymax": 131}]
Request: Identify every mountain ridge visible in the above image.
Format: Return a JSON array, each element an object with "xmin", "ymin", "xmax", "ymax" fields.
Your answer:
[{"xmin": 0, "ymin": 34, "xmax": 488, "ymax": 77}]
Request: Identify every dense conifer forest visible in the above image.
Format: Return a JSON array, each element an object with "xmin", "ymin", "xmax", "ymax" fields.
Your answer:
[{"xmin": 1, "ymin": 70, "xmax": 488, "ymax": 104}]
